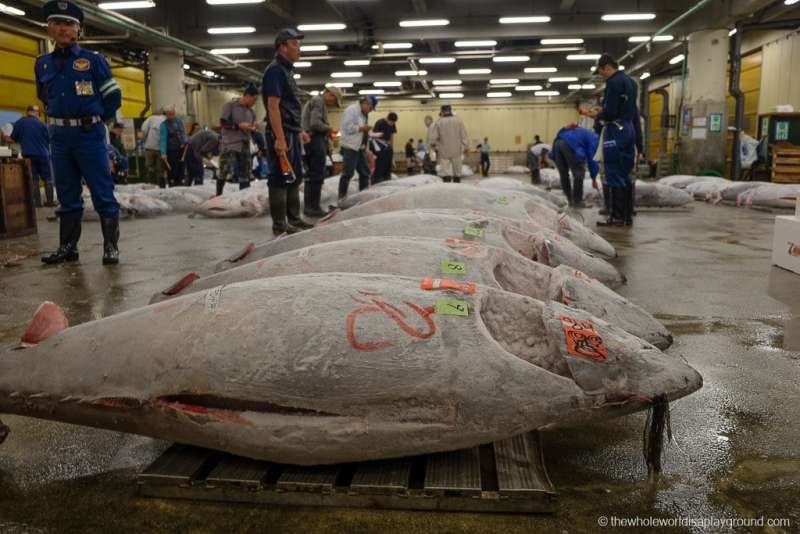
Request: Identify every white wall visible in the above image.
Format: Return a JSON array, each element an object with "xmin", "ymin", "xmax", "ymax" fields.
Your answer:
[{"xmin": 328, "ymin": 98, "xmax": 581, "ymax": 152}]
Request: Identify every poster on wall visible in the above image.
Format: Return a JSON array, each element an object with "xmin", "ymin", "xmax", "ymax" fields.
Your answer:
[
  {"xmin": 775, "ymin": 121, "xmax": 790, "ymax": 141},
  {"xmin": 708, "ymin": 113, "xmax": 723, "ymax": 133}
]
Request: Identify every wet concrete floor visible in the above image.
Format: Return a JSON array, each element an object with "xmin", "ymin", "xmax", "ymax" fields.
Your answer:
[{"xmin": 0, "ymin": 187, "xmax": 798, "ymax": 533}]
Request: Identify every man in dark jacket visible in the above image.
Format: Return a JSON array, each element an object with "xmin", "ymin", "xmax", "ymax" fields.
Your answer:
[
  {"xmin": 8, "ymin": 105, "xmax": 55, "ymax": 207},
  {"xmin": 301, "ymin": 85, "xmax": 342, "ymax": 216},
  {"xmin": 159, "ymin": 106, "xmax": 187, "ymax": 187}
]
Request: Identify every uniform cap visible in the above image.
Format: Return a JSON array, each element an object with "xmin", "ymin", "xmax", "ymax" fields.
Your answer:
[
  {"xmin": 324, "ymin": 85, "xmax": 343, "ymax": 107},
  {"xmin": 274, "ymin": 28, "xmax": 305, "ymax": 48},
  {"xmin": 43, "ymin": 1, "xmax": 84, "ymax": 25}
]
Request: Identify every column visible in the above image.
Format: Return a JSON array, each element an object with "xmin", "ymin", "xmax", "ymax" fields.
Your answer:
[{"xmin": 149, "ymin": 47, "xmax": 187, "ymax": 116}]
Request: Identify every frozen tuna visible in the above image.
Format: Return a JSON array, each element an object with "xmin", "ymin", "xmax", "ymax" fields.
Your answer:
[
  {"xmin": 193, "ymin": 188, "xmax": 270, "ymax": 218},
  {"xmin": 320, "ymin": 184, "xmax": 616, "ymax": 258},
  {"xmin": 214, "ymin": 210, "xmax": 625, "ymax": 287},
  {"xmin": 156, "ymin": 236, "xmax": 669, "ymax": 348},
  {"xmin": 634, "ymin": 183, "xmax": 693, "ymax": 207},
  {"xmin": 715, "ymin": 181, "xmax": 770, "ymax": 203},
  {"xmin": 738, "ymin": 184, "xmax": 800, "ymax": 209},
  {"xmin": 476, "ymin": 177, "xmax": 567, "ymax": 208},
  {"xmin": 1, "ymin": 274, "xmax": 700, "ymax": 465},
  {"xmin": 684, "ymin": 178, "xmax": 731, "ymax": 200},
  {"xmin": 141, "ymin": 187, "xmax": 212, "ymax": 213}
]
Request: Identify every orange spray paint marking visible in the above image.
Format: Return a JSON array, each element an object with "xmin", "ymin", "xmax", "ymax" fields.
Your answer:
[
  {"xmin": 347, "ymin": 294, "xmax": 437, "ymax": 352},
  {"xmin": 420, "ymin": 278, "xmax": 477, "ymax": 295},
  {"xmin": 559, "ymin": 315, "xmax": 608, "ymax": 363}
]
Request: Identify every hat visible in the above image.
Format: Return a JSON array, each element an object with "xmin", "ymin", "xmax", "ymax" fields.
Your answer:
[
  {"xmin": 243, "ymin": 83, "xmax": 259, "ymax": 96},
  {"xmin": 274, "ymin": 28, "xmax": 305, "ymax": 48},
  {"xmin": 440, "ymin": 104, "xmax": 452, "ymax": 114},
  {"xmin": 368, "ymin": 95, "xmax": 379, "ymax": 110},
  {"xmin": 597, "ymin": 53, "xmax": 619, "ymax": 69},
  {"xmin": 324, "ymin": 85, "xmax": 343, "ymax": 107},
  {"xmin": 43, "ymin": 1, "xmax": 83, "ymax": 25}
]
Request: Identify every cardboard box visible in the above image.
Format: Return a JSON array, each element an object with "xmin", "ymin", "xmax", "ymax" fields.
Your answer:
[{"xmin": 772, "ymin": 214, "xmax": 800, "ymax": 275}]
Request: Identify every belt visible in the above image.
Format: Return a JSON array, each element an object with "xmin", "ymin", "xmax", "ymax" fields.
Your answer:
[{"xmin": 47, "ymin": 116, "xmax": 102, "ymax": 127}]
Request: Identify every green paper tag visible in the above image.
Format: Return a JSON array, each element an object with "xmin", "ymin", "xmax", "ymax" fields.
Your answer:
[
  {"xmin": 463, "ymin": 226, "xmax": 484, "ymax": 238},
  {"xmin": 496, "ymin": 196, "xmax": 509, "ymax": 205},
  {"xmin": 436, "ymin": 298, "xmax": 469, "ymax": 316},
  {"xmin": 441, "ymin": 260, "xmax": 467, "ymax": 275}
]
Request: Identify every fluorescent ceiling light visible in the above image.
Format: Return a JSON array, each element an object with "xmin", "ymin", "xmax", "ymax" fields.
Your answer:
[
  {"xmin": 308, "ymin": 90, "xmax": 320, "ymax": 96},
  {"xmin": 419, "ymin": 57, "xmax": 456, "ymax": 64},
  {"xmin": 490, "ymin": 78, "xmax": 519, "ymax": 84},
  {"xmin": 628, "ymin": 35, "xmax": 674, "ymax": 42},
  {"xmin": 201, "ymin": 70, "xmax": 217, "ymax": 78},
  {"xmin": 515, "ymin": 85, "xmax": 543, "ymax": 91},
  {"xmin": 499, "ymin": 16, "xmax": 551, "ymax": 24},
  {"xmin": 211, "ymin": 48, "xmax": 250, "ymax": 55},
  {"xmin": 640, "ymin": 72, "xmax": 651, "ymax": 80},
  {"xmin": 493, "ymin": 55, "xmax": 530, "ymax": 63},
  {"xmin": 399, "ymin": 19, "xmax": 449, "ymax": 27},
  {"xmin": 294, "ymin": 61, "xmax": 312, "ymax": 68},
  {"xmin": 344, "ymin": 59, "xmax": 371, "ymax": 66},
  {"xmin": 535, "ymin": 90, "xmax": 560, "ymax": 96},
  {"xmin": 208, "ymin": 26, "xmax": 255, "ymax": 34},
  {"xmin": 207, "ymin": 0, "xmax": 264, "ymax": 4},
  {"xmin": 459, "ymin": 68, "xmax": 492, "ymax": 75},
  {"xmin": 411, "ymin": 94, "xmax": 433, "ymax": 98},
  {"xmin": 581, "ymin": 84, "xmax": 596, "ymax": 89},
  {"xmin": 183, "ymin": 64, "xmax": 190, "ymax": 70},
  {"xmin": 524, "ymin": 67, "xmax": 558, "ymax": 73},
  {"xmin": 787, "ymin": 0, "xmax": 799, "ymax": 5},
  {"xmin": 298, "ymin": 23, "xmax": 347, "ymax": 31},
  {"xmin": 728, "ymin": 28, "xmax": 738, "ymax": 36},
  {"xmin": 374, "ymin": 81, "xmax": 402, "ymax": 87},
  {"xmin": 567, "ymin": 54, "xmax": 601, "ymax": 61},
  {"xmin": 619, "ymin": 65, "xmax": 626, "ymax": 70},
  {"xmin": 293, "ymin": 74, "xmax": 301, "ymax": 79},
  {"xmin": 301, "ymin": 45, "xmax": 328, "ymax": 52},
  {"xmin": 602, "ymin": 13, "xmax": 656, "ymax": 21},
  {"xmin": 433, "ymin": 79, "xmax": 462, "ymax": 86},
  {"xmin": 0, "ymin": 2, "xmax": 25, "ymax": 14},
  {"xmin": 549, "ymin": 77, "xmax": 578, "ymax": 82},
  {"xmin": 487, "ymin": 92, "xmax": 512, "ymax": 98},
  {"xmin": 540, "ymin": 38, "xmax": 584, "ymax": 45},
  {"xmin": 359, "ymin": 89, "xmax": 385, "ymax": 95},
  {"xmin": 99, "ymin": 1, "xmax": 155, "ymax": 9},
  {"xmin": 434, "ymin": 86, "xmax": 462, "ymax": 91},
  {"xmin": 372, "ymin": 42, "xmax": 413, "ymax": 50},
  {"xmin": 455, "ymin": 40, "xmax": 497, "ymax": 47},
  {"xmin": 438, "ymin": 93, "xmax": 464, "ymax": 99},
  {"xmin": 669, "ymin": 54, "xmax": 685, "ymax": 64},
  {"xmin": 568, "ymin": 84, "xmax": 596, "ymax": 90},
  {"xmin": 331, "ymin": 71, "xmax": 363, "ymax": 78},
  {"xmin": 395, "ymin": 70, "xmax": 427, "ymax": 76},
  {"xmin": 537, "ymin": 47, "xmax": 584, "ymax": 53},
  {"xmin": 326, "ymin": 82, "xmax": 353, "ymax": 88}
]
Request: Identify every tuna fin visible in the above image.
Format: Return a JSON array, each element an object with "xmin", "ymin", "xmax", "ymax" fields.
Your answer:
[
  {"xmin": 161, "ymin": 272, "xmax": 200, "ymax": 297},
  {"xmin": 20, "ymin": 302, "xmax": 69, "ymax": 347},
  {"xmin": 226, "ymin": 242, "xmax": 255, "ymax": 263}
]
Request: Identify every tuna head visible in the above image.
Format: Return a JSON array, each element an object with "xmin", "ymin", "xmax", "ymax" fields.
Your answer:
[{"xmin": 1, "ymin": 275, "xmax": 700, "ymax": 465}]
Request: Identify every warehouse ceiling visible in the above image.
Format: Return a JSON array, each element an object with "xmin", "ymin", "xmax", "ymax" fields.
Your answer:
[{"xmin": 4, "ymin": 0, "xmax": 798, "ymax": 98}]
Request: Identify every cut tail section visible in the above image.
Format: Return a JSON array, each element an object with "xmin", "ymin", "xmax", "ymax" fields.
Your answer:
[
  {"xmin": 21, "ymin": 301, "xmax": 69, "ymax": 347},
  {"xmin": 161, "ymin": 272, "xmax": 200, "ymax": 297}
]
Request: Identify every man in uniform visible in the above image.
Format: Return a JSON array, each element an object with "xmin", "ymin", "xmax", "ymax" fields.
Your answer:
[
  {"xmin": 585, "ymin": 53, "xmax": 643, "ymax": 226},
  {"xmin": 37, "ymin": 1, "xmax": 122, "ymax": 265},
  {"xmin": 219, "ymin": 83, "xmax": 259, "ymax": 195},
  {"xmin": 262, "ymin": 29, "xmax": 314, "ymax": 235},
  {"xmin": 300, "ymin": 85, "xmax": 342, "ymax": 217},
  {"xmin": 7, "ymin": 105, "xmax": 55, "ymax": 207}
]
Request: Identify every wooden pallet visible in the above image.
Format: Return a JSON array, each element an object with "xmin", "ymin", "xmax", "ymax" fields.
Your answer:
[
  {"xmin": 772, "ymin": 146, "xmax": 800, "ymax": 184},
  {"xmin": 136, "ymin": 432, "xmax": 556, "ymax": 514}
]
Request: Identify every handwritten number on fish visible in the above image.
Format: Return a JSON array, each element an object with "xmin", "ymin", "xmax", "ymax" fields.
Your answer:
[
  {"xmin": 347, "ymin": 291, "xmax": 437, "ymax": 352},
  {"xmin": 441, "ymin": 260, "xmax": 466, "ymax": 275}
]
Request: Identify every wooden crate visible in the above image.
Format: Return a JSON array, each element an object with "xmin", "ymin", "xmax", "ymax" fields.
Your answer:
[
  {"xmin": 772, "ymin": 146, "xmax": 800, "ymax": 184},
  {"xmin": 0, "ymin": 159, "xmax": 37, "ymax": 239}
]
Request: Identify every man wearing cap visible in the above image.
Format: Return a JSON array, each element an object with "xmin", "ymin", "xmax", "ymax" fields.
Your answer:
[
  {"xmin": 7, "ymin": 105, "xmax": 55, "ymax": 207},
  {"xmin": 338, "ymin": 95, "xmax": 375, "ymax": 200},
  {"xmin": 219, "ymin": 83, "xmax": 259, "ymax": 195},
  {"xmin": 262, "ymin": 29, "xmax": 314, "ymax": 235},
  {"xmin": 584, "ymin": 53, "xmax": 643, "ymax": 227},
  {"xmin": 109, "ymin": 121, "xmax": 125, "ymax": 153},
  {"xmin": 429, "ymin": 105, "xmax": 469, "ymax": 183},
  {"xmin": 37, "ymin": 1, "xmax": 123, "ymax": 265},
  {"xmin": 370, "ymin": 111, "xmax": 398, "ymax": 185},
  {"xmin": 140, "ymin": 108, "xmax": 167, "ymax": 187},
  {"xmin": 301, "ymin": 86, "xmax": 341, "ymax": 217}
]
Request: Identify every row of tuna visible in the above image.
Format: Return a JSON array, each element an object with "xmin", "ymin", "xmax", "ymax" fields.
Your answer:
[
  {"xmin": 658, "ymin": 175, "xmax": 800, "ymax": 209},
  {"xmin": 1, "ymin": 175, "xmax": 702, "ymax": 465}
]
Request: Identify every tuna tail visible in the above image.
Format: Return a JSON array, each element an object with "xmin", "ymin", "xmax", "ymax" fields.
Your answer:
[
  {"xmin": 20, "ymin": 302, "xmax": 69, "ymax": 347},
  {"xmin": 151, "ymin": 272, "xmax": 200, "ymax": 303},
  {"xmin": 643, "ymin": 394, "xmax": 672, "ymax": 478}
]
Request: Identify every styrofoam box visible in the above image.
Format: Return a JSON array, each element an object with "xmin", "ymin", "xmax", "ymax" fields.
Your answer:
[{"xmin": 772, "ymin": 215, "xmax": 800, "ymax": 275}]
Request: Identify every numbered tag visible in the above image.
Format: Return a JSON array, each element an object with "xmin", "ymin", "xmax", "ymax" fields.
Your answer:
[
  {"xmin": 436, "ymin": 298, "xmax": 469, "ymax": 317},
  {"xmin": 496, "ymin": 196, "xmax": 509, "ymax": 205},
  {"xmin": 463, "ymin": 226, "xmax": 484, "ymax": 238},
  {"xmin": 441, "ymin": 260, "xmax": 466, "ymax": 275}
]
